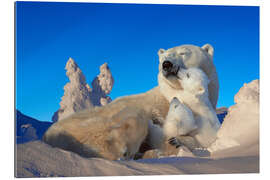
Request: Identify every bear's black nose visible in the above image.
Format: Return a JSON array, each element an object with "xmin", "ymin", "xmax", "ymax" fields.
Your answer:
[{"xmin": 162, "ymin": 61, "xmax": 173, "ymax": 72}]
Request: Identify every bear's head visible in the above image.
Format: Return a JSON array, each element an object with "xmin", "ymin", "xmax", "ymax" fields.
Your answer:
[
  {"xmin": 166, "ymin": 97, "xmax": 197, "ymax": 136},
  {"xmin": 158, "ymin": 44, "xmax": 218, "ymax": 108},
  {"xmin": 106, "ymin": 127, "xmax": 129, "ymax": 160},
  {"xmin": 177, "ymin": 67, "xmax": 210, "ymax": 97},
  {"xmin": 105, "ymin": 115, "xmax": 142, "ymax": 160}
]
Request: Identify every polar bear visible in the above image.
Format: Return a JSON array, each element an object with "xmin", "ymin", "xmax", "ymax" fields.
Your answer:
[
  {"xmin": 163, "ymin": 97, "xmax": 197, "ymax": 138},
  {"xmin": 43, "ymin": 107, "xmax": 149, "ymax": 160},
  {"xmin": 43, "ymin": 44, "xmax": 219, "ymax": 159},
  {"xmin": 170, "ymin": 67, "xmax": 221, "ymax": 148}
]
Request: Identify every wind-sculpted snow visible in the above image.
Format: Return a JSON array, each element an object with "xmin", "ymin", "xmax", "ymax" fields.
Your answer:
[
  {"xmin": 209, "ymin": 80, "xmax": 259, "ymax": 155},
  {"xmin": 52, "ymin": 58, "xmax": 114, "ymax": 122},
  {"xmin": 15, "ymin": 141, "xmax": 259, "ymax": 177}
]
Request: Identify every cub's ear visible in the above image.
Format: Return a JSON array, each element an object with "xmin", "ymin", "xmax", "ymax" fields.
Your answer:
[
  {"xmin": 202, "ymin": 44, "xmax": 214, "ymax": 58},
  {"xmin": 158, "ymin": 48, "xmax": 166, "ymax": 56}
]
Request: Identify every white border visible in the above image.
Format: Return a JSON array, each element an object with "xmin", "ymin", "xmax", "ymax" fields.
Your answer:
[
  {"xmin": 6, "ymin": 0, "xmax": 263, "ymax": 6},
  {"xmin": 1, "ymin": 0, "xmax": 269, "ymax": 180}
]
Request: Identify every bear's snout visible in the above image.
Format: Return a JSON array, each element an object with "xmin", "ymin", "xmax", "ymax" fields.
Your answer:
[
  {"xmin": 162, "ymin": 61, "xmax": 173, "ymax": 72},
  {"xmin": 162, "ymin": 61, "xmax": 180, "ymax": 77}
]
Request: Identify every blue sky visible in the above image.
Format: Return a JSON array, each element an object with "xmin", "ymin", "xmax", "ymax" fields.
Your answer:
[{"xmin": 16, "ymin": 2, "xmax": 259, "ymax": 122}]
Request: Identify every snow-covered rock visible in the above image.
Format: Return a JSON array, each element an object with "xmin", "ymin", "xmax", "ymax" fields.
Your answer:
[
  {"xmin": 90, "ymin": 63, "xmax": 114, "ymax": 106},
  {"xmin": 52, "ymin": 59, "xmax": 114, "ymax": 122},
  {"xmin": 52, "ymin": 58, "xmax": 93, "ymax": 122},
  {"xmin": 20, "ymin": 124, "xmax": 38, "ymax": 142},
  {"xmin": 208, "ymin": 79, "xmax": 259, "ymax": 154},
  {"xmin": 16, "ymin": 110, "xmax": 52, "ymax": 143}
]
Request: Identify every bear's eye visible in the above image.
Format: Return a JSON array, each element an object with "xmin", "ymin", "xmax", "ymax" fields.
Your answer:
[{"xmin": 168, "ymin": 53, "xmax": 176, "ymax": 58}]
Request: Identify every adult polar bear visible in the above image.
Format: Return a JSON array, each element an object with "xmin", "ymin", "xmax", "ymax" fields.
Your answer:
[{"xmin": 43, "ymin": 44, "xmax": 219, "ymax": 160}]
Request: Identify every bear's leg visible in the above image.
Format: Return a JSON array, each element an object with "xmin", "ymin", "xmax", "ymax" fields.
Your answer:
[
  {"xmin": 168, "ymin": 135, "xmax": 201, "ymax": 150},
  {"xmin": 168, "ymin": 135, "xmax": 210, "ymax": 157}
]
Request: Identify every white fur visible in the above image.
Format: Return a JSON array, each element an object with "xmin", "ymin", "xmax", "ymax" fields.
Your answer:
[
  {"xmin": 163, "ymin": 97, "xmax": 197, "ymax": 139},
  {"xmin": 160, "ymin": 67, "xmax": 221, "ymax": 148}
]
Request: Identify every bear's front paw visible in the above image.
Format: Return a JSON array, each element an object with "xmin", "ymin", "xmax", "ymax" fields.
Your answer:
[{"xmin": 168, "ymin": 137, "xmax": 181, "ymax": 148}]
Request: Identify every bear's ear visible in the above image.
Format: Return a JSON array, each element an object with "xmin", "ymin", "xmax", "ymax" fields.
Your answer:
[
  {"xmin": 202, "ymin": 44, "xmax": 214, "ymax": 58},
  {"xmin": 158, "ymin": 48, "xmax": 166, "ymax": 56},
  {"xmin": 197, "ymin": 86, "xmax": 206, "ymax": 96}
]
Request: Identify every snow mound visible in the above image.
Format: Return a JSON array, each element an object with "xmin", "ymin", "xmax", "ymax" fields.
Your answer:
[{"xmin": 209, "ymin": 79, "xmax": 259, "ymax": 155}]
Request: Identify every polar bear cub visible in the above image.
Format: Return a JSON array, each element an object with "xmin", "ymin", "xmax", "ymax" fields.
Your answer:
[
  {"xmin": 163, "ymin": 97, "xmax": 197, "ymax": 139},
  {"xmin": 166, "ymin": 67, "xmax": 221, "ymax": 148}
]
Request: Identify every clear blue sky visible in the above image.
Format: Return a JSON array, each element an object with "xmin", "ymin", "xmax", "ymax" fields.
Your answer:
[{"xmin": 15, "ymin": 2, "xmax": 259, "ymax": 122}]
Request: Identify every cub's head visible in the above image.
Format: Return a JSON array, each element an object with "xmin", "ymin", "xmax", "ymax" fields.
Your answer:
[
  {"xmin": 166, "ymin": 97, "xmax": 197, "ymax": 136},
  {"xmin": 167, "ymin": 97, "xmax": 186, "ymax": 120},
  {"xmin": 158, "ymin": 44, "xmax": 213, "ymax": 90},
  {"xmin": 177, "ymin": 67, "xmax": 210, "ymax": 96}
]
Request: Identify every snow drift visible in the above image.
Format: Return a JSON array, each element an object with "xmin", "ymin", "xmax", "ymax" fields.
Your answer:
[{"xmin": 209, "ymin": 79, "xmax": 259, "ymax": 157}]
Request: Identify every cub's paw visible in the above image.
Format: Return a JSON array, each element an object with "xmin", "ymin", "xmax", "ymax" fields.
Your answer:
[
  {"xmin": 168, "ymin": 137, "xmax": 181, "ymax": 148},
  {"xmin": 191, "ymin": 147, "xmax": 210, "ymax": 157}
]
